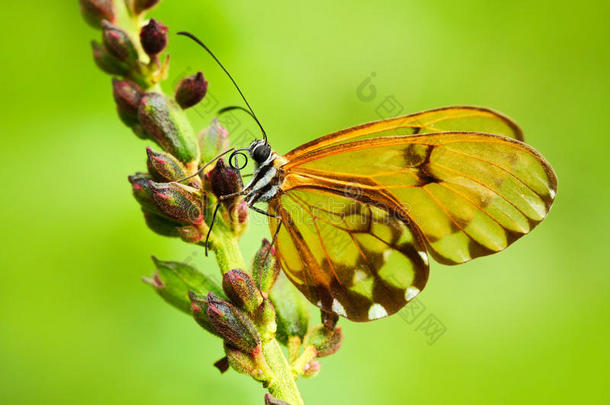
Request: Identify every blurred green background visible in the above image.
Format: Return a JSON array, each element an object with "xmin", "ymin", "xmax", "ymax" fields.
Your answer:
[{"xmin": 2, "ymin": 0, "xmax": 609, "ymax": 404}]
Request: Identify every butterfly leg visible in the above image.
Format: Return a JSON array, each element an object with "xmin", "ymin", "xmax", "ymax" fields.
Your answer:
[
  {"xmin": 204, "ymin": 201, "xmax": 222, "ymax": 256},
  {"xmin": 249, "ymin": 204, "xmax": 281, "ymax": 219}
]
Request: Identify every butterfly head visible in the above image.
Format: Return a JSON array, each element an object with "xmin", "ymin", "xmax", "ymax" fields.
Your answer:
[{"xmin": 248, "ymin": 140, "xmax": 272, "ymax": 166}]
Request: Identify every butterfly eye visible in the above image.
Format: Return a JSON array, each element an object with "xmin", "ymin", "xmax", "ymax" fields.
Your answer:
[{"xmin": 251, "ymin": 142, "xmax": 271, "ymax": 164}]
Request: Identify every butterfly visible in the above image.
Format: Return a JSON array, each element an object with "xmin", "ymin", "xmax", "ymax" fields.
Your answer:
[
  {"xmin": 234, "ymin": 106, "xmax": 557, "ymax": 321},
  {"xmin": 178, "ymin": 32, "xmax": 557, "ymax": 322}
]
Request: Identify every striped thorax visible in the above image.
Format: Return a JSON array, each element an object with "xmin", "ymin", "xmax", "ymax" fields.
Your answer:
[{"xmin": 244, "ymin": 140, "xmax": 286, "ymax": 205}]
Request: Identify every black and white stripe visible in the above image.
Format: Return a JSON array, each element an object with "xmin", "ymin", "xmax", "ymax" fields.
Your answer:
[{"xmin": 244, "ymin": 140, "xmax": 282, "ymax": 205}]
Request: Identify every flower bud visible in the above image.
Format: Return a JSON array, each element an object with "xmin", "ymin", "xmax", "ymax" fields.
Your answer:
[
  {"xmin": 252, "ymin": 239, "xmax": 281, "ymax": 296},
  {"xmin": 128, "ymin": 172, "xmax": 158, "ymax": 212},
  {"xmin": 91, "ymin": 41, "xmax": 130, "ymax": 76},
  {"xmin": 224, "ymin": 344, "xmax": 258, "ymax": 377},
  {"xmin": 207, "ymin": 159, "xmax": 243, "ymax": 205},
  {"xmin": 133, "ymin": 0, "xmax": 160, "ymax": 14},
  {"xmin": 206, "ymin": 292, "xmax": 261, "ymax": 353},
  {"xmin": 265, "ymin": 394, "xmax": 291, "ymax": 405},
  {"xmin": 198, "ymin": 119, "xmax": 229, "ymax": 163},
  {"xmin": 189, "ymin": 292, "xmax": 218, "ymax": 336},
  {"xmin": 140, "ymin": 19, "xmax": 168, "ymax": 56},
  {"xmin": 177, "ymin": 225, "xmax": 204, "ymax": 243},
  {"xmin": 175, "ymin": 72, "xmax": 208, "ymax": 109},
  {"xmin": 253, "ymin": 298, "xmax": 277, "ymax": 340},
  {"xmin": 113, "ymin": 78, "xmax": 143, "ymax": 127},
  {"xmin": 149, "ymin": 181, "xmax": 204, "ymax": 225},
  {"xmin": 143, "ymin": 210, "xmax": 180, "ymax": 237},
  {"xmin": 303, "ymin": 325, "xmax": 343, "ymax": 358},
  {"xmin": 143, "ymin": 257, "xmax": 224, "ymax": 315},
  {"xmin": 102, "ymin": 20, "xmax": 139, "ymax": 64},
  {"xmin": 236, "ymin": 199, "xmax": 249, "ymax": 225},
  {"xmin": 302, "ymin": 360, "xmax": 321, "ymax": 378},
  {"xmin": 222, "ymin": 269, "xmax": 263, "ymax": 314},
  {"xmin": 80, "ymin": 0, "xmax": 115, "ymax": 28},
  {"xmin": 270, "ymin": 273, "xmax": 310, "ymax": 345},
  {"xmin": 146, "ymin": 147, "xmax": 187, "ymax": 182},
  {"xmin": 138, "ymin": 92, "xmax": 200, "ymax": 165}
]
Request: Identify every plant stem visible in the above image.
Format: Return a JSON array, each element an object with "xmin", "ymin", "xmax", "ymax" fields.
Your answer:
[
  {"xmin": 262, "ymin": 339, "xmax": 305, "ymax": 405},
  {"xmin": 212, "ymin": 233, "xmax": 246, "ymax": 274}
]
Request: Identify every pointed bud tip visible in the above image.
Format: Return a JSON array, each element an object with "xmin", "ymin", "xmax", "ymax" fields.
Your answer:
[{"xmin": 140, "ymin": 18, "xmax": 168, "ymax": 56}]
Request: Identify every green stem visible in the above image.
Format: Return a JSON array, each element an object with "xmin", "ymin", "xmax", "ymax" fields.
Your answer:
[
  {"xmin": 212, "ymin": 233, "xmax": 246, "ymax": 274},
  {"xmin": 262, "ymin": 339, "xmax": 305, "ymax": 405}
]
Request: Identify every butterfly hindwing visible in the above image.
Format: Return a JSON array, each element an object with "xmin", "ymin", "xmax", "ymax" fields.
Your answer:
[{"xmin": 268, "ymin": 187, "xmax": 429, "ymax": 322}]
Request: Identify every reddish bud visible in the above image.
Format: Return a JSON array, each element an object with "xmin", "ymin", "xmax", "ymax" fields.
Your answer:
[
  {"xmin": 79, "ymin": 0, "xmax": 115, "ymax": 28},
  {"xmin": 138, "ymin": 92, "xmax": 200, "ymax": 164},
  {"xmin": 207, "ymin": 158, "xmax": 243, "ymax": 204},
  {"xmin": 206, "ymin": 292, "xmax": 261, "ymax": 353},
  {"xmin": 128, "ymin": 172, "xmax": 158, "ymax": 212},
  {"xmin": 222, "ymin": 269, "xmax": 263, "ymax": 314},
  {"xmin": 113, "ymin": 79, "xmax": 143, "ymax": 126},
  {"xmin": 198, "ymin": 119, "xmax": 229, "ymax": 163},
  {"xmin": 133, "ymin": 0, "xmax": 160, "ymax": 14},
  {"xmin": 175, "ymin": 72, "xmax": 208, "ymax": 109},
  {"xmin": 146, "ymin": 147, "xmax": 187, "ymax": 182},
  {"xmin": 177, "ymin": 225, "xmax": 203, "ymax": 243},
  {"xmin": 302, "ymin": 360, "xmax": 321, "ymax": 378},
  {"xmin": 252, "ymin": 239, "xmax": 280, "ymax": 296},
  {"xmin": 91, "ymin": 41, "xmax": 130, "ymax": 76},
  {"xmin": 236, "ymin": 199, "xmax": 249, "ymax": 225},
  {"xmin": 143, "ymin": 210, "xmax": 180, "ymax": 237},
  {"xmin": 149, "ymin": 181, "xmax": 204, "ymax": 226},
  {"xmin": 102, "ymin": 20, "xmax": 139, "ymax": 63},
  {"xmin": 140, "ymin": 19, "xmax": 168, "ymax": 56}
]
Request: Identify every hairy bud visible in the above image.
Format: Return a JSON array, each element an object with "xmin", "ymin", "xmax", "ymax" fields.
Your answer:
[
  {"xmin": 198, "ymin": 119, "xmax": 229, "ymax": 163},
  {"xmin": 175, "ymin": 72, "xmax": 208, "ymax": 109},
  {"xmin": 138, "ymin": 92, "xmax": 200, "ymax": 165},
  {"xmin": 207, "ymin": 158, "xmax": 243, "ymax": 205},
  {"xmin": 149, "ymin": 181, "xmax": 204, "ymax": 226},
  {"xmin": 91, "ymin": 41, "xmax": 129, "ymax": 76},
  {"xmin": 142, "ymin": 210, "xmax": 180, "ymax": 237},
  {"xmin": 79, "ymin": 0, "xmax": 115, "ymax": 28},
  {"xmin": 146, "ymin": 147, "xmax": 187, "ymax": 182},
  {"xmin": 140, "ymin": 19, "xmax": 168, "ymax": 56},
  {"xmin": 222, "ymin": 269, "xmax": 263, "ymax": 314},
  {"xmin": 102, "ymin": 20, "xmax": 138, "ymax": 64},
  {"xmin": 252, "ymin": 239, "xmax": 281, "ymax": 296},
  {"xmin": 113, "ymin": 79, "xmax": 143, "ymax": 126},
  {"xmin": 128, "ymin": 172, "xmax": 158, "ymax": 212},
  {"xmin": 206, "ymin": 292, "xmax": 261, "ymax": 353},
  {"xmin": 302, "ymin": 360, "xmax": 321, "ymax": 378}
]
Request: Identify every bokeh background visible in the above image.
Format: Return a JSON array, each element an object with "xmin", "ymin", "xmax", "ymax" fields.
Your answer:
[{"xmin": 2, "ymin": 1, "xmax": 609, "ymax": 404}]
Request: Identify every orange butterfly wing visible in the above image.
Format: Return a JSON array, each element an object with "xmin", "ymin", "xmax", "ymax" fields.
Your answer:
[
  {"xmin": 268, "ymin": 187, "xmax": 429, "ymax": 322},
  {"xmin": 267, "ymin": 107, "xmax": 555, "ymax": 321}
]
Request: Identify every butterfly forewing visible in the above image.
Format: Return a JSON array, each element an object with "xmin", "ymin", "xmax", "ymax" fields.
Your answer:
[
  {"xmin": 268, "ymin": 187, "xmax": 429, "ymax": 322},
  {"xmin": 285, "ymin": 106, "xmax": 523, "ymax": 160},
  {"xmin": 281, "ymin": 133, "xmax": 557, "ymax": 265}
]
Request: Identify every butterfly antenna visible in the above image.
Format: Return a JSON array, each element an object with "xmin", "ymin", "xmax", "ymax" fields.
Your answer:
[{"xmin": 177, "ymin": 31, "xmax": 268, "ymax": 144}]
